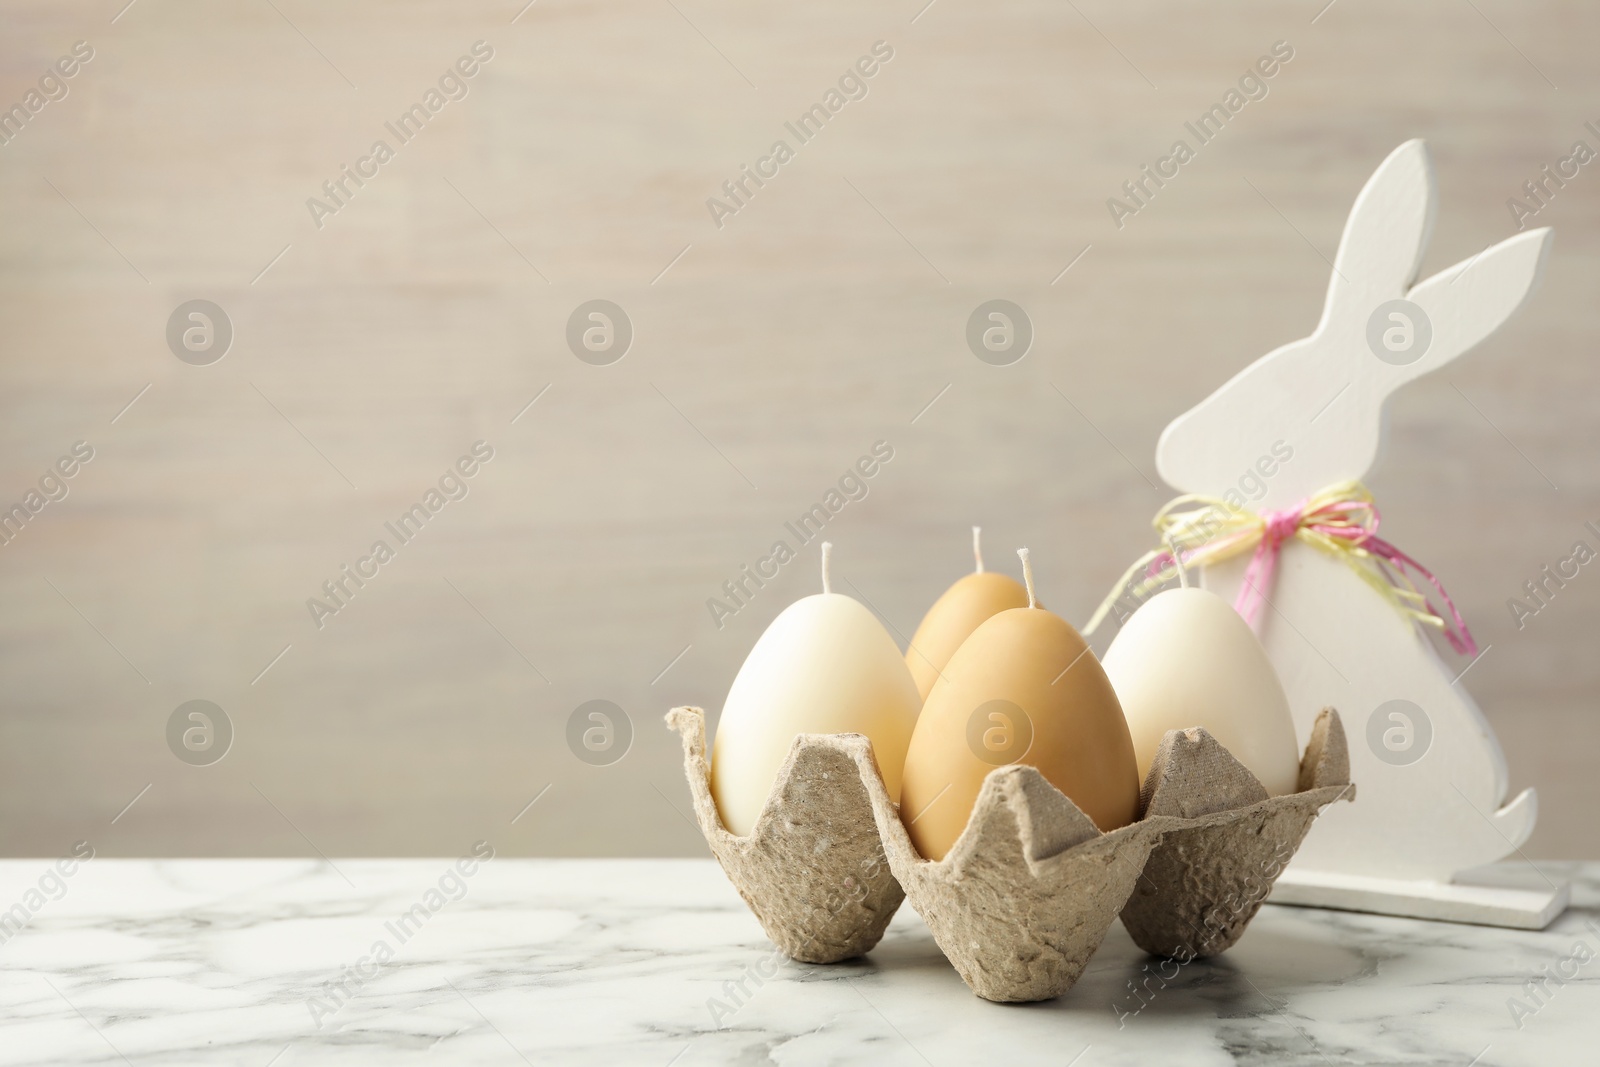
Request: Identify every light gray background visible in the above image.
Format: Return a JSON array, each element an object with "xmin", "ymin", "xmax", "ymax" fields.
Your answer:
[{"xmin": 1, "ymin": 0, "xmax": 1595, "ymax": 859}]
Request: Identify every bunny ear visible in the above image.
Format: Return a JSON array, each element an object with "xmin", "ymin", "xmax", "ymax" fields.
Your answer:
[
  {"xmin": 1325, "ymin": 140, "xmax": 1437, "ymax": 314},
  {"xmin": 1389, "ymin": 227, "xmax": 1553, "ymax": 385}
]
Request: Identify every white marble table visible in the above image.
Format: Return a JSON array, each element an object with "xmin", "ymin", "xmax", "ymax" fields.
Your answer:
[{"xmin": 1, "ymin": 858, "xmax": 1594, "ymax": 1065}]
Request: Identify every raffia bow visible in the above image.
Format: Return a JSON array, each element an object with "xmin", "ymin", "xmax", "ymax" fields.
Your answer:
[{"xmin": 1084, "ymin": 479, "xmax": 1478, "ymax": 656}]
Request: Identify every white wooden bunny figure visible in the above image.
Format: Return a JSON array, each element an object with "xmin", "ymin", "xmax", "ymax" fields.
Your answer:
[{"xmin": 1154, "ymin": 140, "xmax": 1565, "ymax": 926}]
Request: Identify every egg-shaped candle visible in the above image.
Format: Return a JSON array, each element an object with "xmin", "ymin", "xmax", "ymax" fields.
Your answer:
[
  {"xmin": 899, "ymin": 549, "xmax": 1140, "ymax": 861},
  {"xmin": 904, "ymin": 527, "xmax": 1031, "ymax": 703},
  {"xmin": 1101, "ymin": 585, "xmax": 1301, "ymax": 796},
  {"xmin": 710, "ymin": 543, "xmax": 923, "ymax": 837}
]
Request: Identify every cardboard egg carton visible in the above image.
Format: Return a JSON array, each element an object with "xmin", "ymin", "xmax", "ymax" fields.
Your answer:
[{"xmin": 667, "ymin": 705, "xmax": 1352, "ymax": 1000}]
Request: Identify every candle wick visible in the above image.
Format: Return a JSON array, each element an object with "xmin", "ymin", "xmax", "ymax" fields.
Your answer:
[
  {"xmin": 1166, "ymin": 532, "xmax": 1189, "ymax": 589},
  {"xmin": 973, "ymin": 526, "xmax": 984, "ymax": 573},
  {"xmin": 821, "ymin": 541, "xmax": 833, "ymax": 594},
  {"xmin": 1017, "ymin": 547, "xmax": 1037, "ymax": 609}
]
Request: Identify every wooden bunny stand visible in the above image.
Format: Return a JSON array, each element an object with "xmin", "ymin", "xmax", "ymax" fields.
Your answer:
[{"xmin": 1153, "ymin": 140, "xmax": 1567, "ymax": 929}]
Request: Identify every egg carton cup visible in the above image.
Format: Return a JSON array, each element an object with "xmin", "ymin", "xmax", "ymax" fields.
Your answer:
[
  {"xmin": 1119, "ymin": 707, "xmax": 1354, "ymax": 961},
  {"xmin": 854, "ymin": 707, "xmax": 1354, "ymax": 1002},
  {"xmin": 666, "ymin": 706, "xmax": 904, "ymax": 964},
  {"xmin": 856, "ymin": 748, "xmax": 1162, "ymax": 1001}
]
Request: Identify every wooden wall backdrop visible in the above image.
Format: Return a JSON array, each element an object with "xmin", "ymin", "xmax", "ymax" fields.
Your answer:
[{"xmin": 1, "ymin": 0, "xmax": 1596, "ymax": 860}]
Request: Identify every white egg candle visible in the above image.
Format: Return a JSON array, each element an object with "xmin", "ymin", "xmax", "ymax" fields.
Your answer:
[
  {"xmin": 1101, "ymin": 585, "xmax": 1301, "ymax": 796},
  {"xmin": 710, "ymin": 543, "xmax": 923, "ymax": 837}
]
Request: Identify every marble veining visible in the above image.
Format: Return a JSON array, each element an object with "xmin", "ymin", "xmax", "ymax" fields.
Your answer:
[{"xmin": 0, "ymin": 859, "xmax": 1595, "ymax": 1065}]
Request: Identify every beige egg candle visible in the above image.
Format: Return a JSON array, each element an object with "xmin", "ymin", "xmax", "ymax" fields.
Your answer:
[
  {"xmin": 898, "ymin": 549, "xmax": 1140, "ymax": 861},
  {"xmin": 1102, "ymin": 584, "xmax": 1301, "ymax": 796},
  {"xmin": 710, "ymin": 543, "xmax": 923, "ymax": 837},
  {"xmin": 904, "ymin": 527, "xmax": 1031, "ymax": 703}
]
